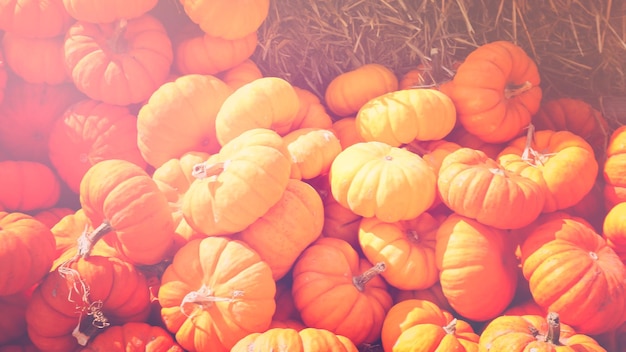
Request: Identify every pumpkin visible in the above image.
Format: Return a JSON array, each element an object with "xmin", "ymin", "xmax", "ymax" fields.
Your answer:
[
  {"xmin": 283, "ymin": 128, "xmax": 342, "ymax": 180},
  {"xmin": 444, "ymin": 40, "xmax": 542, "ymax": 143},
  {"xmin": 381, "ymin": 299, "xmax": 479, "ymax": 352},
  {"xmin": 231, "ymin": 327, "xmax": 358, "ymax": 352},
  {"xmin": 291, "ymin": 87, "xmax": 334, "ymax": 131},
  {"xmin": 358, "ymin": 212, "xmax": 440, "ymax": 290},
  {"xmin": 398, "ymin": 63, "xmax": 432, "ymax": 90},
  {"xmin": 329, "ymin": 141, "xmax": 437, "ymax": 223},
  {"xmin": 158, "ymin": 236, "xmax": 276, "ymax": 352},
  {"xmin": 321, "ymin": 193, "xmax": 362, "ymax": 250},
  {"xmin": 519, "ymin": 212, "xmax": 626, "ymax": 335},
  {"xmin": 62, "ymin": 0, "xmax": 157, "ymax": 23},
  {"xmin": 217, "ymin": 58, "xmax": 263, "ymax": 90},
  {"xmin": 0, "ymin": 0, "xmax": 73, "ymax": 38},
  {"xmin": 63, "ymin": 14, "xmax": 173, "ymax": 106},
  {"xmin": 391, "ymin": 282, "xmax": 455, "ymax": 314},
  {"xmin": 78, "ymin": 159, "xmax": 175, "ymax": 266},
  {"xmin": 182, "ymin": 128, "xmax": 292, "ymax": 236},
  {"xmin": 215, "ymin": 76, "xmax": 300, "ymax": 146},
  {"xmin": 0, "ymin": 161, "xmax": 61, "ymax": 212},
  {"xmin": 602, "ymin": 202, "xmax": 626, "ymax": 264},
  {"xmin": 137, "ymin": 74, "xmax": 232, "ymax": 168},
  {"xmin": 179, "ymin": 0, "xmax": 270, "ymax": 40},
  {"xmin": 232, "ymin": 179, "xmax": 324, "ymax": 280},
  {"xmin": 0, "ymin": 343, "xmax": 40, "ymax": 352},
  {"xmin": 331, "ymin": 117, "xmax": 366, "ymax": 150},
  {"xmin": 497, "ymin": 125, "xmax": 599, "ymax": 213},
  {"xmin": 50, "ymin": 208, "xmax": 90, "ymax": 258},
  {"xmin": 445, "ymin": 125, "xmax": 506, "ymax": 160},
  {"xmin": 173, "ymin": 24, "xmax": 258, "ymax": 75},
  {"xmin": 0, "ymin": 79, "xmax": 83, "ymax": 162},
  {"xmin": 2, "ymin": 32, "xmax": 68, "ymax": 85},
  {"xmin": 603, "ymin": 125, "xmax": 626, "ymax": 208},
  {"xmin": 502, "ymin": 299, "xmax": 547, "ymax": 317},
  {"xmin": 0, "ymin": 290, "xmax": 31, "ymax": 345},
  {"xmin": 437, "ymin": 147, "xmax": 545, "ymax": 229},
  {"xmin": 81, "ymin": 322, "xmax": 184, "ymax": 352},
  {"xmin": 33, "ymin": 207, "xmax": 75, "ymax": 228},
  {"xmin": 479, "ymin": 313, "xmax": 607, "ymax": 351},
  {"xmin": 49, "ymin": 99, "xmax": 147, "ymax": 194},
  {"xmin": 324, "ymin": 63, "xmax": 398, "ymax": 117},
  {"xmin": 26, "ymin": 255, "xmax": 151, "ymax": 351},
  {"xmin": 291, "ymin": 237, "xmax": 393, "ymax": 345},
  {"xmin": 436, "ymin": 213, "xmax": 519, "ymax": 321},
  {"xmin": 563, "ymin": 179, "xmax": 606, "ymax": 233},
  {"xmin": 533, "ymin": 97, "xmax": 610, "ymax": 161},
  {"xmin": 355, "ymin": 88, "xmax": 456, "ymax": 146}
]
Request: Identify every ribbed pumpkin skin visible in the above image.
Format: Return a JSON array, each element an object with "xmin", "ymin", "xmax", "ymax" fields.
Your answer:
[
  {"xmin": 603, "ymin": 202, "xmax": 626, "ymax": 263},
  {"xmin": 0, "ymin": 0, "xmax": 73, "ymax": 38},
  {"xmin": 25, "ymin": 255, "xmax": 151, "ymax": 352},
  {"xmin": 81, "ymin": 322, "xmax": 184, "ymax": 352},
  {"xmin": 0, "ymin": 161, "xmax": 61, "ymax": 212},
  {"xmin": 158, "ymin": 237, "xmax": 276, "ymax": 352},
  {"xmin": 62, "ymin": 0, "xmax": 158, "ymax": 23},
  {"xmin": 604, "ymin": 125, "xmax": 626, "ymax": 209},
  {"xmin": 231, "ymin": 327, "xmax": 358, "ymax": 352},
  {"xmin": 0, "ymin": 291, "xmax": 30, "ymax": 345},
  {"xmin": 2, "ymin": 33, "xmax": 69, "ymax": 85}
]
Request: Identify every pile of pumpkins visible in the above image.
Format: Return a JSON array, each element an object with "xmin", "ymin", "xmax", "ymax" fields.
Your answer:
[{"xmin": 1, "ymin": 0, "xmax": 626, "ymax": 351}]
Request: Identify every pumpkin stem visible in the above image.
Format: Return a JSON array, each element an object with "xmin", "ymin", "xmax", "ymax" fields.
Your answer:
[
  {"xmin": 77, "ymin": 220, "xmax": 114, "ymax": 258},
  {"xmin": 192, "ymin": 160, "xmax": 229, "ymax": 179},
  {"xmin": 353, "ymin": 262, "xmax": 386, "ymax": 292},
  {"xmin": 544, "ymin": 312, "xmax": 561, "ymax": 344},
  {"xmin": 504, "ymin": 81, "xmax": 533, "ymax": 99},
  {"xmin": 443, "ymin": 318, "xmax": 458, "ymax": 334},
  {"xmin": 72, "ymin": 300, "xmax": 110, "ymax": 346},
  {"xmin": 520, "ymin": 123, "xmax": 536, "ymax": 162},
  {"xmin": 180, "ymin": 284, "xmax": 244, "ymax": 317}
]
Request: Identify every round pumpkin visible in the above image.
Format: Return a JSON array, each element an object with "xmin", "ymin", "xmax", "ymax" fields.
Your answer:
[
  {"xmin": 331, "ymin": 117, "xmax": 366, "ymax": 150},
  {"xmin": 436, "ymin": 213, "xmax": 519, "ymax": 321},
  {"xmin": 0, "ymin": 0, "xmax": 73, "ymax": 38},
  {"xmin": 438, "ymin": 147, "xmax": 545, "ymax": 229},
  {"xmin": 603, "ymin": 202, "xmax": 626, "ymax": 264},
  {"xmin": 479, "ymin": 313, "xmax": 606, "ymax": 351},
  {"xmin": 391, "ymin": 282, "xmax": 455, "ymax": 314},
  {"xmin": 158, "ymin": 236, "xmax": 276, "ymax": 352},
  {"xmin": 81, "ymin": 322, "xmax": 184, "ymax": 352},
  {"xmin": 33, "ymin": 207, "xmax": 75, "ymax": 229},
  {"xmin": 283, "ymin": 128, "xmax": 342, "ymax": 180},
  {"xmin": 49, "ymin": 99, "xmax": 147, "ymax": 194},
  {"xmin": 445, "ymin": 40, "xmax": 542, "ymax": 143},
  {"xmin": 329, "ymin": 141, "xmax": 437, "ymax": 223},
  {"xmin": 324, "ymin": 63, "xmax": 399, "ymax": 117},
  {"xmin": 63, "ymin": 14, "xmax": 173, "ymax": 105},
  {"xmin": 26, "ymin": 255, "xmax": 151, "ymax": 351},
  {"xmin": 381, "ymin": 299, "xmax": 479, "ymax": 352},
  {"xmin": 358, "ymin": 212, "xmax": 440, "ymax": 290},
  {"xmin": 356, "ymin": 88, "xmax": 456, "ymax": 146},
  {"xmin": 603, "ymin": 125, "xmax": 626, "ymax": 208},
  {"xmin": 445, "ymin": 125, "xmax": 506, "ymax": 160},
  {"xmin": 79, "ymin": 159, "xmax": 175, "ymax": 266},
  {"xmin": 2, "ymin": 32, "xmax": 68, "ymax": 85},
  {"xmin": 0, "ymin": 161, "xmax": 61, "ymax": 212},
  {"xmin": 137, "ymin": 74, "xmax": 232, "ymax": 168},
  {"xmin": 217, "ymin": 58, "xmax": 263, "ymax": 90},
  {"xmin": 231, "ymin": 327, "xmax": 358, "ymax": 352},
  {"xmin": 291, "ymin": 87, "xmax": 334, "ymax": 131},
  {"xmin": 291, "ymin": 237, "xmax": 393, "ymax": 345},
  {"xmin": 182, "ymin": 128, "xmax": 292, "ymax": 236},
  {"xmin": 519, "ymin": 212, "xmax": 626, "ymax": 335},
  {"xmin": 62, "ymin": 0, "xmax": 157, "ymax": 23}
]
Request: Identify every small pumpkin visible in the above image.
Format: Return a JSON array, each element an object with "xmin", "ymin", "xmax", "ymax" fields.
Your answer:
[
  {"xmin": 331, "ymin": 117, "xmax": 366, "ymax": 150},
  {"xmin": 0, "ymin": 161, "xmax": 61, "ymax": 212},
  {"xmin": 291, "ymin": 87, "xmax": 334, "ymax": 131},
  {"xmin": 33, "ymin": 207, "xmax": 75, "ymax": 228},
  {"xmin": 158, "ymin": 236, "xmax": 276, "ymax": 352},
  {"xmin": 217, "ymin": 58, "xmax": 263, "ymax": 90},
  {"xmin": 231, "ymin": 327, "xmax": 358, "ymax": 352},
  {"xmin": 81, "ymin": 322, "xmax": 184, "ymax": 352},
  {"xmin": 283, "ymin": 128, "xmax": 342, "ymax": 180},
  {"xmin": 2, "ymin": 32, "xmax": 68, "ymax": 85},
  {"xmin": 0, "ymin": 0, "xmax": 73, "ymax": 38},
  {"xmin": 381, "ymin": 299, "xmax": 479, "ymax": 352},
  {"xmin": 329, "ymin": 141, "xmax": 437, "ymax": 223},
  {"xmin": 391, "ymin": 282, "xmax": 455, "ymax": 314},
  {"xmin": 603, "ymin": 125, "xmax": 626, "ymax": 208},
  {"xmin": 602, "ymin": 202, "xmax": 626, "ymax": 264},
  {"xmin": 62, "ymin": 0, "xmax": 157, "ymax": 23},
  {"xmin": 291, "ymin": 237, "xmax": 393, "ymax": 345},
  {"xmin": 0, "ymin": 290, "xmax": 31, "ymax": 345}
]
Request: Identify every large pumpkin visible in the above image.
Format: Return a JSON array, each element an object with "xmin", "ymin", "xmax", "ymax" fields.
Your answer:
[
  {"xmin": 0, "ymin": 161, "xmax": 61, "ymax": 212},
  {"xmin": 291, "ymin": 237, "xmax": 393, "ymax": 345},
  {"xmin": 438, "ymin": 147, "xmax": 545, "ymax": 229},
  {"xmin": 63, "ymin": 14, "xmax": 173, "ymax": 105},
  {"xmin": 25, "ymin": 255, "xmax": 151, "ymax": 351},
  {"xmin": 436, "ymin": 213, "xmax": 519, "ymax": 321},
  {"xmin": 519, "ymin": 212, "xmax": 626, "ymax": 335},
  {"xmin": 158, "ymin": 236, "xmax": 276, "ymax": 352},
  {"xmin": 231, "ymin": 327, "xmax": 358, "ymax": 352},
  {"xmin": 79, "ymin": 159, "xmax": 175, "ymax": 265},
  {"xmin": 182, "ymin": 128, "xmax": 292, "ymax": 236},
  {"xmin": 444, "ymin": 40, "xmax": 542, "ymax": 143},
  {"xmin": 329, "ymin": 141, "xmax": 437, "ymax": 223},
  {"xmin": 137, "ymin": 74, "xmax": 233, "ymax": 168}
]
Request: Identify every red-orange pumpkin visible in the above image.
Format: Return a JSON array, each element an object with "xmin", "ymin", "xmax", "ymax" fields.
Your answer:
[
  {"xmin": 2, "ymin": 32, "xmax": 69, "ymax": 85},
  {"xmin": 604, "ymin": 125, "xmax": 626, "ymax": 209},
  {"xmin": 0, "ymin": 161, "xmax": 61, "ymax": 212},
  {"xmin": 81, "ymin": 322, "xmax": 184, "ymax": 352},
  {"xmin": 603, "ymin": 202, "xmax": 626, "ymax": 264},
  {"xmin": 0, "ymin": 0, "xmax": 73, "ymax": 38},
  {"xmin": 0, "ymin": 290, "xmax": 31, "ymax": 345},
  {"xmin": 217, "ymin": 58, "xmax": 263, "ymax": 91},
  {"xmin": 33, "ymin": 207, "xmax": 75, "ymax": 228}
]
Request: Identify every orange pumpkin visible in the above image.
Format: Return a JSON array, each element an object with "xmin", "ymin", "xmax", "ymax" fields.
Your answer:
[
  {"xmin": 291, "ymin": 237, "xmax": 392, "ymax": 345},
  {"xmin": 0, "ymin": 161, "xmax": 61, "ymax": 212},
  {"xmin": 291, "ymin": 87, "xmax": 334, "ymax": 131},
  {"xmin": 2, "ymin": 32, "xmax": 68, "ymax": 85},
  {"xmin": 358, "ymin": 212, "xmax": 440, "ymax": 290},
  {"xmin": 438, "ymin": 147, "xmax": 545, "ymax": 229},
  {"xmin": 356, "ymin": 88, "xmax": 456, "ymax": 146},
  {"xmin": 63, "ymin": 15, "xmax": 173, "ymax": 105},
  {"xmin": 50, "ymin": 208, "xmax": 90, "ymax": 258},
  {"xmin": 49, "ymin": 99, "xmax": 147, "ymax": 194},
  {"xmin": 79, "ymin": 159, "xmax": 175, "ymax": 265},
  {"xmin": 231, "ymin": 327, "xmax": 358, "ymax": 352},
  {"xmin": 0, "ymin": 290, "xmax": 31, "ymax": 345},
  {"xmin": 381, "ymin": 299, "xmax": 479, "ymax": 352},
  {"xmin": 217, "ymin": 58, "xmax": 263, "ymax": 90},
  {"xmin": 329, "ymin": 141, "xmax": 437, "ymax": 222},
  {"xmin": 603, "ymin": 202, "xmax": 626, "ymax": 264},
  {"xmin": 519, "ymin": 212, "xmax": 626, "ymax": 335},
  {"xmin": 391, "ymin": 282, "xmax": 455, "ymax": 314},
  {"xmin": 158, "ymin": 236, "xmax": 276, "ymax": 352},
  {"xmin": 324, "ymin": 63, "xmax": 399, "ymax": 117},
  {"xmin": 0, "ymin": 0, "xmax": 73, "ymax": 38},
  {"xmin": 283, "ymin": 128, "xmax": 342, "ymax": 180},
  {"xmin": 33, "ymin": 207, "xmax": 74, "ymax": 228},
  {"xmin": 603, "ymin": 125, "xmax": 626, "ymax": 209},
  {"xmin": 436, "ymin": 213, "xmax": 519, "ymax": 321},
  {"xmin": 81, "ymin": 322, "xmax": 184, "ymax": 352},
  {"xmin": 331, "ymin": 117, "xmax": 366, "ymax": 150},
  {"xmin": 445, "ymin": 125, "xmax": 506, "ymax": 160},
  {"xmin": 137, "ymin": 74, "xmax": 232, "ymax": 168},
  {"xmin": 445, "ymin": 40, "xmax": 542, "ymax": 143},
  {"xmin": 62, "ymin": 0, "xmax": 157, "ymax": 23}
]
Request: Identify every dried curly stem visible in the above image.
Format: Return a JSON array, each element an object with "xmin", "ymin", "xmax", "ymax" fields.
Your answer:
[
  {"xmin": 504, "ymin": 81, "xmax": 533, "ymax": 99},
  {"xmin": 77, "ymin": 220, "xmax": 114, "ymax": 258},
  {"xmin": 443, "ymin": 318, "xmax": 458, "ymax": 334},
  {"xmin": 180, "ymin": 284, "xmax": 244, "ymax": 317},
  {"xmin": 353, "ymin": 262, "xmax": 386, "ymax": 292}
]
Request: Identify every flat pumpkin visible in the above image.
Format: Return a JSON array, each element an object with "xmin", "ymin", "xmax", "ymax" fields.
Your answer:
[{"xmin": 231, "ymin": 327, "xmax": 358, "ymax": 352}]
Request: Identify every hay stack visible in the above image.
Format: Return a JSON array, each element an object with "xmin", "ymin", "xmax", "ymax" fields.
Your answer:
[{"xmin": 252, "ymin": 0, "xmax": 626, "ymax": 124}]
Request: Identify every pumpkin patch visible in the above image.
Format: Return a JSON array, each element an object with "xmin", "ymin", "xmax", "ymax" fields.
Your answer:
[{"xmin": 0, "ymin": 2, "xmax": 625, "ymax": 352}]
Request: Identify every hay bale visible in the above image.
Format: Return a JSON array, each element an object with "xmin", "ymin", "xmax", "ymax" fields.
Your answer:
[{"xmin": 252, "ymin": 0, "xmax": 626, "ymax": 112}]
